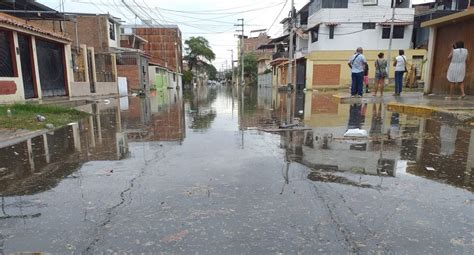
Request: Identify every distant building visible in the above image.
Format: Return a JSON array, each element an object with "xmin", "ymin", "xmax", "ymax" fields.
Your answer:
[
  {"xmin": 304, "ymin": 0, "xmax": 426, "ymax": 88},
  {"xmin": 117, "ymin": 33, "xmax": 151, "ymax": 93},
  {"xmin": 122, "ymin": 25, "xmax": 183, "ymax": 74}
]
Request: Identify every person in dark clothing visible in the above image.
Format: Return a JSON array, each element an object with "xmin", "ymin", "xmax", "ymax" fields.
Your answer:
[{"xmin": 364, "ymin": 63, "xmax": 370, "ymax": 93}]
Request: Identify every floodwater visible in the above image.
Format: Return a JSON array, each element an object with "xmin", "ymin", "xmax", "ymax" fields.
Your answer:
[{"xmin": 0, "ymin": 86, "xmax": 473, "ymax": 254}]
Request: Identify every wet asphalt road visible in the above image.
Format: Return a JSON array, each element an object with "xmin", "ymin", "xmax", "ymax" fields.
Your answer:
[{"xmin": 0, "ymin": 86, "xmax": 473, "ymax": 254}]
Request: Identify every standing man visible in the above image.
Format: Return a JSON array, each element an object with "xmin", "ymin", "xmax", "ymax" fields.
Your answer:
[{"xmin": 348, "ymin": 47, "xmax": 367, "ymax": 97}]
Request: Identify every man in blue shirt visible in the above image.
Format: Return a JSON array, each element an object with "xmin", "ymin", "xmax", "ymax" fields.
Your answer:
[{"xmin": 348, "ymin": 47, "xmax": 367, "ymax": 97}]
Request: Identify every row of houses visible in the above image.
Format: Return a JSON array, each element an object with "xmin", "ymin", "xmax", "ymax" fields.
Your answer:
[
  {"xmin": 0, "ymin": 0, "xmax": 183, "ymax": 104},
  {"xmin": 251, "ymin": 0, "xmax": 473, "ymax": 95}
]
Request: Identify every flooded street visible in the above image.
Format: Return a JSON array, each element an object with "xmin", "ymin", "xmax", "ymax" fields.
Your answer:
[{"xmin": 1, "ymin": 86, "xmax": 473, "ymax": 254}]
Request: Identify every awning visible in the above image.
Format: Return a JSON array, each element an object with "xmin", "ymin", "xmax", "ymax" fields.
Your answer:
[
  {"xmin": 421, "ymin": 9, "xmax": 474, "ymax": 28},
  {"xmin": 378, "ymin": 21, "xmax": 413, "ymax": 26},
  {"xmin": 256, "ymin": 44, "xmax": 275, "ymax": 50},
  {"xmin": 269, "ymin": 34, "xmax": 289, "ymax": 43},
  {"xmin": 304, "ymin": 23, "xmax": 321, "ymax": 33}
]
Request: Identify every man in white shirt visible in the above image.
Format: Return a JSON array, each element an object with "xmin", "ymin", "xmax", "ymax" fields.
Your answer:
[
  {"xmin": 393, "ymin": 49, "xmax": 407, "ymax": 96},
  {"xmin": 348, "ymin": 47, "xmax": 367, "ymax": 97}
]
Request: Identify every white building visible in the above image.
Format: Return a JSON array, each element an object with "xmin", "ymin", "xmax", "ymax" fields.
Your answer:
[
  {"xmin": 304, "ymin": 0, "xmax": 427, "ymax": 88},
  {"xmin": 308, "ymin": 0, "xmax": 415, "ymax": 51},
  {"xmin": 307, "ymin": 0, "xmax": 415, "ymax": 51}
]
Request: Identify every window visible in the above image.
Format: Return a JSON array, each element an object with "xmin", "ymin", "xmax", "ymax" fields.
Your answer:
[
  {"xmin": 173, "ymin": 73, "xmax": 176, "ymax": 82},
  {"xmin": 382, "ymin": 26, "xmax": 405, "ymax": 39},
  {"xmin": 329, "ymin": 26, "xmax": 335, "ymax": 39},
  {"xmin": 109, "ymin": 22, "xmax": 116, "ymax": 41},
  {"xmin": 322, "ymin": 0, "xmax": 348, "ymax": 8},
  {"xmin": 363, "ymin": 0, "xmax": 378, "ymax": 5},
  {"xmin": 310, "ymin": 0, "xmax": 348, "ymax": 14},
  {"xmin": 311, "ymin": 26, "xmax": 319, "ymax": 43},
  {"xmin": 0, "ymin": 30, "xmax": 15, "ymax": 77},
  {"xmin": 363, "ymin": 22, "xmax": 376, "ymax": 29}
]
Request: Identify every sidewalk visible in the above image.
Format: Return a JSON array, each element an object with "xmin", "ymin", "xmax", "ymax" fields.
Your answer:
[
  {"xmin": 332, "ymin": 92, "xmax": 474, "ymax": 124},
  {"xmin": 0, "ymin": 95, "xmax": 125, "ymax": 147}
]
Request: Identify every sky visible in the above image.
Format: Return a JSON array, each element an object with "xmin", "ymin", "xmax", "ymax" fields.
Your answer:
[
  {"xmin": 38, "ymin": 0, "xmax": 432, "ymax": 69},
  {"xmin": 38, "ymin": 0, "xmax": 308, "ymax": 70}
]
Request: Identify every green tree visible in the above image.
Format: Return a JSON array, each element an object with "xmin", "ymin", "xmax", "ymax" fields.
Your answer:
[
  {"xmin": 184, "ymin": 36, "xmax": 216, "ymax": 71},
  {"xmin": 206, "ymin": 64, "xmax": 217, "ymax": 80},
  {"xmin": 243, "ymin": 53, "xmax": 258, "ymax": 84},
  {"xmin": 183, "ymin": 70, "xmax": 193, "ymax": 85}
]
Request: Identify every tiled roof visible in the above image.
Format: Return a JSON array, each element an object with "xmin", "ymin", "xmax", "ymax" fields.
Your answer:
[{"xmin": 0, "ymin": 13, "xmax": 71, "ymax": 42}]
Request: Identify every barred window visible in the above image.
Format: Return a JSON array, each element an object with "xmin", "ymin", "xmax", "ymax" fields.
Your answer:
[{"xmin": 0, "ymin": 30, "xmax": 15, "ymax": 77}]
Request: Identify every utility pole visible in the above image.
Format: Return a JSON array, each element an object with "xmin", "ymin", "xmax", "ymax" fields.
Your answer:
[
  {"xmin": 236, "ymin": 18, "xmax": 245, "ymax": 87},
  {"xmin": 235, "ymin": 18, "xmax": 245, "ymax": 148},
  {"xmin": 287, "ymin": 0, "xmax": 295, "ymax": 91},
  {"xmin": 228, "ymin": 49, "xmax": 234, "ymax": 87},
  {"xmin": 386, "ymin": 0, "xmax": 397, "ymax": 81},
  {"xmin": 285, "ymin": 0, "xmax": 295, "ymax": 125}
]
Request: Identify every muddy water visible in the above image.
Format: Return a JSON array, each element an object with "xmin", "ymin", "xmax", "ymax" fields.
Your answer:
[{"xmin": 0, "ymin": 86, "xmax": 473, "ymax": 253}]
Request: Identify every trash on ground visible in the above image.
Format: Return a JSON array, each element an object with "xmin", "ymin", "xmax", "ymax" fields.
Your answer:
[
  {"xmin": 36, "ymin": 114, "xmax": 46, "ymax": 122},
  {"xmin": 344, "ymin": 128, "xmax": 368, "ymax": 138},
  {"xmin": 425, "ymin": 166, "xmax": 436, "ymax": 172}
]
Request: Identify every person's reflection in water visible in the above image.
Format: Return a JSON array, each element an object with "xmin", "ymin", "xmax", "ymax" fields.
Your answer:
[
  {"xmin": 347, "ymin": 103, "xmax": 364, "ymax": 130},
  {"xmin": 389, "ymin": 112, "xmax": 400, "ymax": 140},
  {"xmin": 370, "ymin": 104, "xmax": 383, "ymax": 138},
  {"xmin": 440, "ymin": 124, "xmax": 458, "ymax": 156},
  {"xmin": 348, "ymin": 103, "xmax": 367, "ymax": 151}
]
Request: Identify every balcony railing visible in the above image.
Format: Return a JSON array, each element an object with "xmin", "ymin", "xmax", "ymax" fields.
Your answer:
[{"xmin": 272, "ymin": 51, "xmax": 289, "ymax": 60}]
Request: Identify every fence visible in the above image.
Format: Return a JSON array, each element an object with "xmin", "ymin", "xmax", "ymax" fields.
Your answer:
[
  {"xmin": 95, "ymin": 53, "xmax": 116, "ymax": 82},
  {"xmin": 116, "ymin": 54, "xmax": 138, "ymax": 66}
]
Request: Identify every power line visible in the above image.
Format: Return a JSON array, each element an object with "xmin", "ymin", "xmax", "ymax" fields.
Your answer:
[
  {"xmin": 157, "ymin": 1, "xmax": 286, "ymax": 16},
  {"xmin": 267, "ymin": 0, "xmax": 288, "ymax": 33}
]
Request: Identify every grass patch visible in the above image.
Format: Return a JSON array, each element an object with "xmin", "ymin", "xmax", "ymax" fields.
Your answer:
[{"xmin": 0, "ymin": 103, "xmax": 89, "ymax": 130}]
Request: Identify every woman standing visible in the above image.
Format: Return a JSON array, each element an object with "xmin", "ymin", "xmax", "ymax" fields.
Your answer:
[
  {"xmin": 373, "ymin": 52, "xmax": 388, "ymax": 97},
  {"xmin": 447, "ymin": 41, "xmax": 469, "ymax": 99},
  {"xmin": 393, "ymin": 50, "xmax": 407, "ymax": 96}
]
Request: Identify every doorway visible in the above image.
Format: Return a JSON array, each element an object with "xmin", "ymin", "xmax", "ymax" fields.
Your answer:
[
  {"xmin": 87, "ymin": 49, "xmax": 96, "ymax": 93},
  {"xmin": 18, "ymin": 34, "xmax": 37, "ymax": 99}
]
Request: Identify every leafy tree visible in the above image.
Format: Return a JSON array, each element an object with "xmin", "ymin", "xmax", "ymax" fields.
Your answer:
[
  {"xmin": 206, "ymin": 64, "xmax": 217, "ymax": 80},
  {"xmin": 183, "ymin": 70, "xmax": 193, "ymax": 85},
  {"xmin": 184, "ymin": 37, "xmax": 216, "ymax": 71},
  {"xmin": 243, "ymin": 53, "xmax": 258, "ymax": 84}
]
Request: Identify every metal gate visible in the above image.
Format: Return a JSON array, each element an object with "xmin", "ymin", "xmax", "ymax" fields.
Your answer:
[
  {"xmin": 87, "ymin": 49, "xmax": 96, "ymax": 93},
  {"xmin": 18, "ymin": 34, "xmax": 37, "ymax": 99},
  {"xmin": 36, "ymin": 39, "xmax": 67, "ymax": 97}
]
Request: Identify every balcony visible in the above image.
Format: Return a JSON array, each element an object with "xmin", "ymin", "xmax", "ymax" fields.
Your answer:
[{"xmin": 272, "ymin": 51, "xmax": 289, "ymax": 60}]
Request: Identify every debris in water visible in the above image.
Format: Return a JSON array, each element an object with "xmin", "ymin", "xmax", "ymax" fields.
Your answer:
[
  {"xmin": 36, "ymin": 114, "xmax": 46, "ymax": 122},
  {"xmin": 425, "ymin": 167, "xmax": 436, "ymax": 172}
]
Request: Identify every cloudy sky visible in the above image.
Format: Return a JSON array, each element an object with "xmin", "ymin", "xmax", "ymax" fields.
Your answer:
[
  {"xmin": 38, "ymin": 0, "xmax": 431, "ymax": 69},
  {"xmin": 38, "ymin": 0, "xmax": 309, "ymax": 70}
]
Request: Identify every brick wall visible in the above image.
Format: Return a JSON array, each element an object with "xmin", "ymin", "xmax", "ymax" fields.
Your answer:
[
  {"xmin": 117, "ymin": 65, "xmax": 140, "ymax": 92},
  {"xmin": 30, "ymin": 15, "xmax": 109, "ymax": 52},
  {"xmin": 0, "ymin": 81, "xmax": 17, "ymax": 95},
  {"xmin": 132, "ymin": 27, "xmax": 183, "ymax": 73},
  {"xmin": 312, "ymin": 64, "xmax": 341, "ymax": 86}
]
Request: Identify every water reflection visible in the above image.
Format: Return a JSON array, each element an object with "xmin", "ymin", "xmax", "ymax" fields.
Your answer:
[
  {"xmin": 121, "ymin": 88, "xmax": 185, "ymax": 141},
  {"xmin": 252, "ymin": 85, "xmax": 473, "ymax": 191},
  {"xmin": 185, "ymin": 86, "xmax": 217, "ymax": 131},
  {"xmin": 0, "ymin": 87, "xmax": 187, "ymax": 197},
  {"xmin": 0, "ymin": 100, "xmax": 128, "ymax": 197}
]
